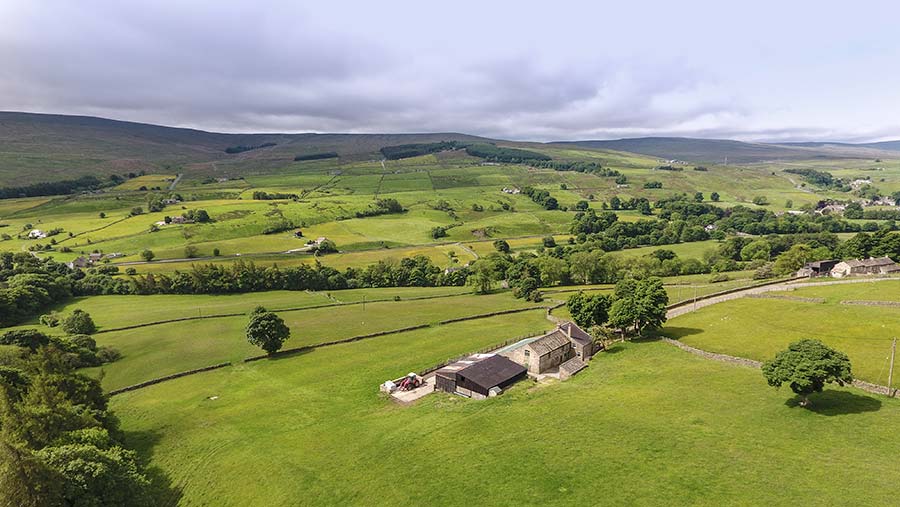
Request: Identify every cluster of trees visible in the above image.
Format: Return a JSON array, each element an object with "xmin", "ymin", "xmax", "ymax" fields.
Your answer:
[
  {"xmin": 834, "ymin": 230, "xmax": 900, "ymax": 260},
  {"xmin": 606, "ymin": 196, "xmax": 652, "ymax": 214},
  {"xmin": 224, "ymin": 142, "xmax": 276, "ymax": 154},
  {"xmin": 643, "ymin": 181, "xmax": 663, "ymax": 189},
  {"xmin": 566, "ymin": 277, "xmax": 669, "ymax": 337},
  {"xmin": 522, "ymin": 186, "xmax": 559, "ymax": 210},
  {"xmin": 354, "ymin": 198, "xmax": 405, "ymax": 218},
  {"xmin": 0, "ymin": 175, "xmax": 106, "ymax": 200},
  {"xmin": 294, "ymin": 152, "xmax": 338, "ymax": 161},
  {"xmin": 0, "ymin": 343, "xmax": 149, "ymax": 505},
  {"xmin": 1, "ymin": 326, "xmax": 118, "ymax": 369},
  {"xmin": 380, "ymin": 141, "xmax": 466, "ymax": 160},
  {"xmin": 655, "ymin": 165, "xmax": 683, "ymax": 171},
  {"xmin": 252, "ymin": 191, "xmax": 298, "ymax": 200},
  {"xmin": 464, "ymin": 143, "xmax": 551, "ymax": 163},
  {"xmin": 844, "ymin": 202, "xmax": 900, "ymax": 220},
  {"xmin": 784, "ymin": 168, "xmax": 848, "ymax": 191}
]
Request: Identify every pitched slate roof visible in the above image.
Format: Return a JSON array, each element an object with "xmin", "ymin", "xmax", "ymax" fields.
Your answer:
[
  {"xmin": 458, "ymin": 355, "xmax": 526, "ymax": 389},
  {"xmin": 844, "ymin": 257, "xmax": 897, "ymax": 268},
  {"xmin": 559, "ymin": 357, "xmax": 588, "ymax": 377},
  {"xmin": 525, "ymin": 330, "xmax": 571, "ymax": 356},
  {"xmin": 559, "ymin": 322, "xmax": 592, "ymax": 344}
]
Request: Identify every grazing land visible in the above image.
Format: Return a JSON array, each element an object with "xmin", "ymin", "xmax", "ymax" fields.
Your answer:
[
  {"xmin": 113, "ymin": 338, "xmax": 900, "ymax": 506},
  {"xmin": 664, "ymin": 280, "xmax": 900, "ymax": 385}
]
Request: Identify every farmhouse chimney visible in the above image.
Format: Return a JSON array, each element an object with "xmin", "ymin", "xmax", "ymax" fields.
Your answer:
[{"xmin": 564, "ymin": 324, "xmax": 571, "ymax": 338}]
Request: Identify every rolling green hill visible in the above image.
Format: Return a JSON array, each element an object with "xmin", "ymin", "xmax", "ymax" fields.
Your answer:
[
  {"xmin": 0, "ymin": 111, "xmax": 491, "ymax": 185},
  {"xmin": 559, "ymin": 136, "xmax": 900, "ymax": 164}
]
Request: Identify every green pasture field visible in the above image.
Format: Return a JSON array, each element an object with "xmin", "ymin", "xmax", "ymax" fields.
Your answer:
[
  {"xmin": 123, "ymin": 242, "xmax": 477, "ymax": 274},
  {"xmin": 10, "ymin": 286, "xmax": 470, "ymax": 332},
  {"xmin": 79, "ymin": 291, "xmax": 544, "ymax": 390},
  {"xmin": 665, "ymin": 280, "xmax": 900, "ymax": 385},
  {"xmin": 115, "ymin": 174, "xmax": 177, "ymax": 190},
  {"xmin": 112, "ymin": 336, "xmax": 900, "ymax": 506}
]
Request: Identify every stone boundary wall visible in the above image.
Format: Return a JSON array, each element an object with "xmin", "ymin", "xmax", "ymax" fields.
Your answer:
[
  {"xmin": 747, "ymin": 294, "xmax": 825, "ymax": 303},
  {"xmin": 108, "ymin": 362, "xmax": 232, "ymax": 396},
  {"xmin": 661, "ymin": 338, "xmax": 895, "ymax": 397},
  {"xmin": 94, "ymin": 291, "xmax": 470, "ymax": 334},
  {"xmin": 841, "ymin": 300, "xmax": 900, "ymax": 308}
]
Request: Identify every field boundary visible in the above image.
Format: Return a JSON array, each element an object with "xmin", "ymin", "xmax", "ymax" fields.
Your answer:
[
  {"xmin": 840, "ymin": 300, "xmax": 900, "ymax": 308},
  {"xmin": 243, "ymin": 306, "xmax": 548, "ymax": 362},
  {"xmin": 107, "ymin": 362, "xmax": 232, "ymax": 396},
  {"xmin": 662, "ymin": 338, "xmax": 894, "ymax": 397},
  {"xmin": 93, "ymin": 290, "xmax": 472, "ymax": 334},
  {"xmin": 107, "ymin": 304, "xmax": 550, "ymax": 395},
  {"xmin": 662, "ymin": 276, "xmax": 900, "ymax": 397}
]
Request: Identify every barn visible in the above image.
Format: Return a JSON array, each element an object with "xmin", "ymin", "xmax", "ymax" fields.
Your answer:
[{"xmin": 435, "ymin": 354, "xmax": 526, "ymax": 399}]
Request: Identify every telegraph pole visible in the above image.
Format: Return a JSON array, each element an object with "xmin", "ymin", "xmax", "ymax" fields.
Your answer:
[{"xmin": 888, "ymin": 338, "xmax": 897, "ymax": 397}]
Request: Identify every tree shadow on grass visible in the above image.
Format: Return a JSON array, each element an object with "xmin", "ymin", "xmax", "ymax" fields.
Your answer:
[
  {"xmin": 659, "ymin": 327, "xmax": 704, "ymax": 340},
  {"xmin": 784, "ymin": 390, "xmax": 882, "ymax": 416},
  {"xmin": 603, "ymin": 344, "xmax": 626, "ymax": 354},
  {"xmin": 123, "ymin": 429, "xmax": 184, "ymax": 506}
]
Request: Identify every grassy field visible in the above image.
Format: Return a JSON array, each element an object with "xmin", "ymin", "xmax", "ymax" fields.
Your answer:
[
  {"xmin": 112, "ymin": 336, "xmax": 900, "ymax": 506},
  {"xmin": 665, "ymin": 280, "xmax": 900, "ymax": 385},
  {"xmin": 76, "ymin": 290, "xmax": 544, "ymax": 390}
]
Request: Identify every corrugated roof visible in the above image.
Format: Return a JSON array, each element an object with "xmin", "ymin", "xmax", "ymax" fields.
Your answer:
[{"xmin": 458, "ymin": 355, "xmax": 526, "ymax": 390}]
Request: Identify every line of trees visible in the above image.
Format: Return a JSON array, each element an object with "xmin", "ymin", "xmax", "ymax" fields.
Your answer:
[
  {"xmin": 0, "ymin": 175, "xmax": 106, "ymax": 199},
  {"xmin": 464, "ymin": 143, "xmax": 551, "ymax": 163},
  {"xmin": 224, "ymin": 142, "xmax": 276, "ymax": 154},
  {"xmin": 522, "ymin": 186, "xmax": 559, "ymax": 210},
  {"xmin": 380, "ymin": 141, "xmax": 466, "ymax": 160},
  {"xmin": 294, "ymin": 152, "xmax": 338, "ymax": 161}
]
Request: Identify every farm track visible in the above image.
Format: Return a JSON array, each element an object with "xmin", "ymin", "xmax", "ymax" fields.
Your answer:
[{"xmin": 168, "ymin": 173, "xmax": 183, "ymax": 190}]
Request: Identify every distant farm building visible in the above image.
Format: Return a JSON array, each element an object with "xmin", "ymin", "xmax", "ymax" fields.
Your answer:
[
  {"xmin": 501, "ymin": 322, "xmax": 596, "ymax": 377},
  {"xmin": 67, "ymin": 256, "xmax": 91, "ymax": 269},
  {"xmin": 832, "ymin": 257, "xmax": 900, "ymax": 278},
  {"xmin": 796, "ymin": 259, "xmax": 839, "ymax": 278},
  {"xmin": 27, "ymin": 229, "xmax": 46, "ymax": 239},
  {"xmin": 435, "ymin": 354, "xmax": 527, "ymax": 399}
]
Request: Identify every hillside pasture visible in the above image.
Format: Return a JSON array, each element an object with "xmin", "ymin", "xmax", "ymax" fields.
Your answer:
[
  {"xmin": 112, "ymin": 337, "xmax": 900, "ymax": 506},
  {"xmin": 80, "ymin": 291, "xmax": 545, "ymax": 390},
  {"xmin": 665, "ymin": 280, "xmax": 900, "ymax": 385}
]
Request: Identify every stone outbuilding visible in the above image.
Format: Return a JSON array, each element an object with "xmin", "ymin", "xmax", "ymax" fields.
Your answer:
[{"xmin": 501, "ymin": 322, "xmax": 597, "ymax": 375}]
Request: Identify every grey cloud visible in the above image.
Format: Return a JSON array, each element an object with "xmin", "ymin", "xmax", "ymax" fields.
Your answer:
[{"xmin": 1, "ymin": 1, "xmax": 899, "ymax": 142}]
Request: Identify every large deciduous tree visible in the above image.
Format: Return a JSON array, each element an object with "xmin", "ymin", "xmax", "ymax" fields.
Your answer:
[
  {"xmin": 762, "ymin": 339, "xmax": 852, "ymax": 406},
  {"xmin": 246, "ymin": 308, "xmax": 291, "ymax": 355}
]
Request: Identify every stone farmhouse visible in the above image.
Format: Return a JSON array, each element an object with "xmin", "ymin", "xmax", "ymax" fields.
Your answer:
[
  {"xmin": 831, "ymin": 257, "xmax": 900, "ymax": 278},
  {"xmin": 501, "ymin": 322, "xmax": 596, "ymax": 379}
]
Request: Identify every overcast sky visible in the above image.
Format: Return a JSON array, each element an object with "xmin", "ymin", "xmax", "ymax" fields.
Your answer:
[{"xmin": 2, "ymin": 0, "xmax": 899, "ymax": 142}]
